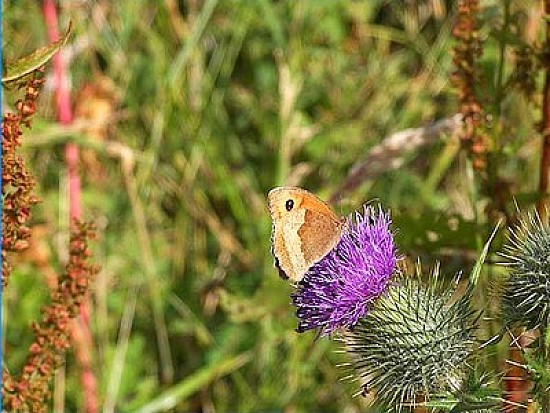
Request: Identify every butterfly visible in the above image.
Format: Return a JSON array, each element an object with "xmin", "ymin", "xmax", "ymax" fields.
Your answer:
[{"xmin": 267, "ymin": 187, "xmax": 345, "ymax": 282}]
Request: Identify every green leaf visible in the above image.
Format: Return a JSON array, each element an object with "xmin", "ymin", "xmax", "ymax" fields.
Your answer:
[
  {"xmin": 422, "ymin": 395, "xmax": 501, "ymax": 412},
  {"xmin": 133, "ymin": 352, "xmax": 252, "ymax": 413},
  {"xmin": 469, "ymin": 221, "xmax": 501, "ymax": 286},
  {"xmin": 422, "ymin": 396, "xmax": 458, "ymax": 411},
  {"xmin": 2, "ymin": 21, "xmax": 73, "ymax": 87}
]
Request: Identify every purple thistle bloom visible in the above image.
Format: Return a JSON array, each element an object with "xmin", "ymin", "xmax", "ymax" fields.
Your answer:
[{"xmin": 292, "ymin": 206, "xmax": 396, "ymax": 336}]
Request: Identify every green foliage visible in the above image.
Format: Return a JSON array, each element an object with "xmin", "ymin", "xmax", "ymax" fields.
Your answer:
[
  {"xmin": 2, "ymin": 22, "xmax": 72, "ymax": 87},
  {"xmin": 3, "ymin": 0, "xmax": 549, "ymax": 411}
]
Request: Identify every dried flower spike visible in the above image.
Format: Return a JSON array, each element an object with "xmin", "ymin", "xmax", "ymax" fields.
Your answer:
[
  {"xmin": 2, "ymin": 221, "xmax": 99, "ymax": 413},
  {"xmin": 451, "ymin": 0, "xmax": 488, "ymax": 170},
  {"xmin": 292, "ymin": 206, "xmax": 396, "ymax": 335},
  {"xmin": 2, "ymin": 70, "xmax": 45, "ymax": 287}
]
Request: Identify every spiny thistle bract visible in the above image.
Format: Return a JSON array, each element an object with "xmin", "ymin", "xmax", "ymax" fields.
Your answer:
[
  {"xmin": 448, "ymin": 370, "xmax": 502, "ymax": 413},
  {"xmin": 292, "ymin": 206, "xmax": 396, "ymax": 336},
  {"xmin": 499, "ymin": 213, "xmax": 550, "ymax": 329},
  {"xmin": 344, "ymin": 270, "xmax": 479, "ymax": 411}
]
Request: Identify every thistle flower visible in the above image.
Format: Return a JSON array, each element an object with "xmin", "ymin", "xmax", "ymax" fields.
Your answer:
[
  {"xmin": 499, "ymin": 213, "xmax": 550, "ymax": 329},
  {"xmin": 344, "ymin": 270, "xmax": 479, "ymax": 410},
  {"xmin": 292, "ymin": 206, "xmax": 396, "ymax": 335}
]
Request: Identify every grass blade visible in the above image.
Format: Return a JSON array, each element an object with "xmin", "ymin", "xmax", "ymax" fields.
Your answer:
[{"xmin": 134, "ymin": 353, "xmax": 252, "ymax": 413}]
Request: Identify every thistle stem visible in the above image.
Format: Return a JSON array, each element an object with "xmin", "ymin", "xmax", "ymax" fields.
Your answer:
[
  {"xmin": 537, "ymin": 0, "xmax": 550, "ymax": 218},
  {"xmin": 540, "ymin": 323, "xmax": 550, "ymax": 412}
]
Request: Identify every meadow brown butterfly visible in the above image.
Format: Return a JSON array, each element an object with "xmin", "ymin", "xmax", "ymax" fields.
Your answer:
[{"xmin": 268, "ymin": 187, "xmax": 345, "ymax": 282}]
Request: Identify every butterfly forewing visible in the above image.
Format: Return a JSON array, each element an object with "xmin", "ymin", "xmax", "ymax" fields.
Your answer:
[{"xmin": 268, "ymin": 187, "xmax": 343, "ymax": 282}]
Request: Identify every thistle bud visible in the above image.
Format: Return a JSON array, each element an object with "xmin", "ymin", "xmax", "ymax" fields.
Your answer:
[
  {"xmin": 499, "ymin": 213, "xmax": 550, "ymax": 329},
  {"xmin": 344, "ymin": 270, "xmax": 479, "ymax": 410}
]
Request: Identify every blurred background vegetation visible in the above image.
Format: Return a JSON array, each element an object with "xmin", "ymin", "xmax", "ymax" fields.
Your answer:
[{"xmin": 3, "ymin": 0, "xmax": 547, "ymax": 411}]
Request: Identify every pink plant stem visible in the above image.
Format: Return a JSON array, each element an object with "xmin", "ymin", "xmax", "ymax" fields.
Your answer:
[
  {"xmin": 42, "ymin": 2, "xmax": 97, "ymax": 413},
  {"xmin": 42, "ymin": 0, "xmax": 81, "ymax": 220}
]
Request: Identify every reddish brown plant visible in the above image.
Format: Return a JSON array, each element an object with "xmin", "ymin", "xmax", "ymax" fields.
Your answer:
[
  {"xmin": 2, "ymin": 69, "xmax": 99, "ymax": 412},
  {"xmin": 3, "ymin": 222, "xmax": 99, "ymax": 412},
  {"xmin": 2, "ymin": 69, "xmax": 45, "ymax": 288},
  {"xmin": 538, "ymin": 0, "xmax": 550, "ymax": 216},
  {"xmin": 451, "ymin": 0, "xmax": 488, "ymax": 170}
]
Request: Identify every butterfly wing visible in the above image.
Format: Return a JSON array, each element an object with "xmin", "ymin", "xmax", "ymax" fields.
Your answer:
[
  {"xmin": 268, "ymin": 187, "xmax": 343, "ymax": 282},
  {"xmin": 298, "ymin": 207, "xmax": 342, "ymax": 268},
  {"xmin": 268, "ymin": 188, "xmax": 308, "ymax": 281}
]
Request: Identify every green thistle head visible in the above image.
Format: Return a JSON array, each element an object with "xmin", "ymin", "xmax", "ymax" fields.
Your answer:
[
  {"xmin": 344, "ymin": 267, "xmax": 479, "ymax": 411},
  {"xmin": 499, "ymin": 213, "xmax": 550, "ymax": 329}
]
